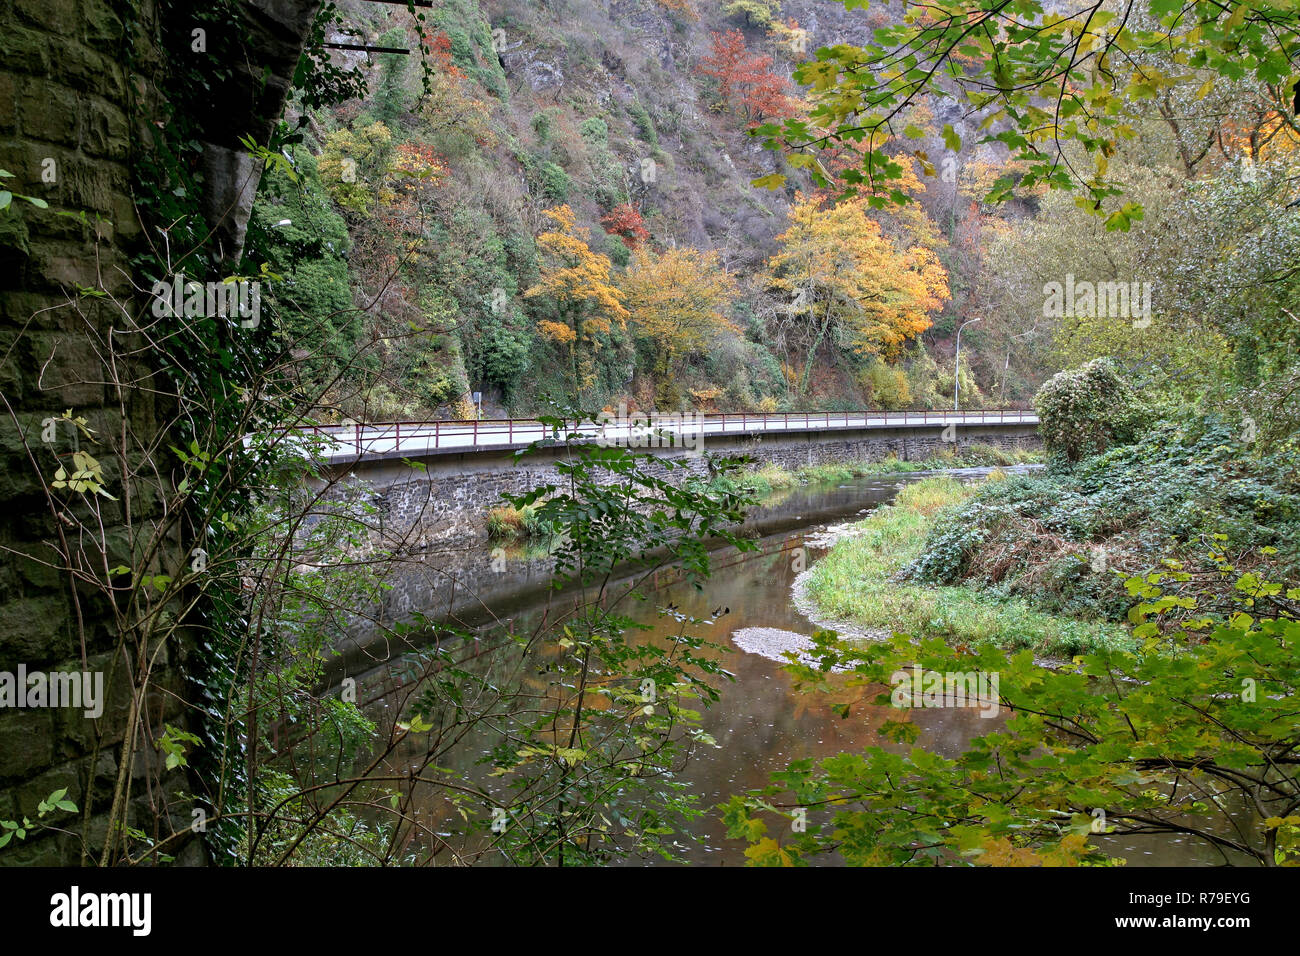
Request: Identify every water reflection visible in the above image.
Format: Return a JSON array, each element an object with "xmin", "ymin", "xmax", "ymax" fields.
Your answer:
[{"xmin": 352, "ymin": 468, "xmax": 1248, "ymax": 866}]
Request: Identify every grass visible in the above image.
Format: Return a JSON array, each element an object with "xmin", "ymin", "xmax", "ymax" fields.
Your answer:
[
  {"xmin": 745, "ymin": 445, "xmax": 1040, "ymax": 497},
  {"xmin": 486, "ymin": 503, "xmax": 549, "ymax": 540},
  {"xmin": 804, "ymin": 475, "xmax": 1132, "ymax": 657}
]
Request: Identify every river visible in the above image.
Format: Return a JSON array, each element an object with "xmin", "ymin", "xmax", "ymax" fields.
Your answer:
[{"xmin": 348, "ymin": 466, "xmax": 1246, "ymax": 866}]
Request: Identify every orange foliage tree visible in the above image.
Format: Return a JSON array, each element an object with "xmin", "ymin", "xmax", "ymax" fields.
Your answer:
[
  {"xmin": 600, "ymin": 203, "xmax": 650, "ymax": 249},
  {"xmin": 524, "ymin": 205, "xmax": 630, "ymax": 398},
  {"xmin": 698, "ymin": 29, "xmax": 798, "ymax": 124},
  {"xmin": 764, "ymin": 193, "xmax": 950, "ymax": 397},
  {"xmin": 620, "ymin": 247, "xmax": 739, "ymax": 402}
]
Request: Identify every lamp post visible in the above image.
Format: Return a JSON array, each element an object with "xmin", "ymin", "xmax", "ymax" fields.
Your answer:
[{"xmin": 954, "ymin": 317, "xmax": 982, "ymax": 411}]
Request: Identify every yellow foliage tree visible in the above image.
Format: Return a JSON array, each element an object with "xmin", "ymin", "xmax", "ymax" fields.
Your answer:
[
  {"xmin": 319, "ymin": 122, "xmax": 396, "ymax": 215},
  {"xmin": 523, "ymin": 205, "xmax": 630, "ymax": 398},
  {"xmin": 765, "ymin": 193, "xmax": 950, "ymax": 398},
  {"xmin": 620, "ymin": 246, "xmax": 738, "ymax": 403}
]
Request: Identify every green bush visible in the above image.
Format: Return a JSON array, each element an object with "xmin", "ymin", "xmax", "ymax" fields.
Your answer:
[
  {"xmin": 474, "ymin": 322, "xmax": 532, "ymax": 395},
  {"xmin": 1034, "ymin": 357, "xmax": 1145, "ymax": 465},
  {"xmin": 804, "ymin": 475, "xmax": 1131, "ymax": 656},
  {"xmin": 532, "ymin": 112, "xmax": 552, "ymax": 144},
  {"xmin": 487, "ymin": 503, "xmax": 549, "ymax": 540},
  {"xmin": 539, "ymin": 161, "xmax": 570, "ymax": 203},
  {"xmin": 861, "ymin": 360, "xmax": 911, "ymax": 409},
  {"xmin": 606, "ymin": 238, "xmax": 630, "ymax": 267},
  {"xmin": 627, "ymin": 102, "xmax": 658, "ymax": 148},
  {"xmin": 579, "ymin": 116, "xmax": 608, "ymax": 142}
]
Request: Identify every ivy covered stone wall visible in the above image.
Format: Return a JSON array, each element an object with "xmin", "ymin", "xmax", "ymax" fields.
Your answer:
[{"xmin": 0, "ymin": 0, "xmax": 319, "ymax": 866}]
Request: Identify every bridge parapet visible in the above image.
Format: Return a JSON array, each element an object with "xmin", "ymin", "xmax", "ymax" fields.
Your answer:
[{"xmin": 294, "ymin": 410, "xmax": 1040, "ymax": 465}]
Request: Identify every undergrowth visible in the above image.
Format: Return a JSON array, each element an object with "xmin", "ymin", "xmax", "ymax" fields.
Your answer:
[{"xmin": 904, "ymin": 418, "xmax": 1300, "ymax": 622}]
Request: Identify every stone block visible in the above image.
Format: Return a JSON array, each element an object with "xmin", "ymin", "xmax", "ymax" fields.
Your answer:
[
  {"xmin": 0, "ymin": 28, "xmax": 52, "ymax": 77},
  {"xmin": 0, "ymin": 595, "xmax": 74, "ymax": 670},
  {"xmin": 58, "ymin": 39, "xmax": 126, "ymax": 105},
  {"xmin": 24, "ymin": 329, "xmax": 106, "ymax": 406},
  {"xmin": 6, "ymin": 540, "xmax": 66, "ymax": 592},
  {"xmin": 0, "ymin": 830, "xmax": 64, "ymax": 866},
  {"xmin": 0, "ymin": 707, "xmax": 54, "ymax": 781},
  {"xmin": 18, "ymin": 80, "xmax": 79, "ymax": 145},
  {"xmin": 0, "ymin": 74, "xmax": 15, "ymax": 133},
  {"xmin": 11, "ymin": 757, "xmax": 83, "ymax": 822},
  {"xmin": 81, "ymin": 0, "xmax": 126, "ymax": 47},
  {"xmin": 80, "ymin": 96, "xmax": 129, "ymax": 159}
]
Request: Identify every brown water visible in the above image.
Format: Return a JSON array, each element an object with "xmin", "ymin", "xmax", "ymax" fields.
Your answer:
[{"xmin": 353, "ymin": 468, "xmax": 1249, "ymax": 866}]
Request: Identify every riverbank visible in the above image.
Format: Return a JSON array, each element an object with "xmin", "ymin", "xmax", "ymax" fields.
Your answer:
[
  {"xmin": 742, "ymin": 444, "xmax": 1041, "ymax": 499},
  {"xmin": 799, "ymin": 475, "xmax": 1132, "ymax": 657}
]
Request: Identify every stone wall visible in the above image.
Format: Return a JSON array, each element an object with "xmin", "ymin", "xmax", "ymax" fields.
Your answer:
[
  {"xmin": 0, "ymin": 0, "xmax": 189, "ymax": 866},
  {"xmin": 0, "ymin": 0, "xmax": 320, "ymax": 866}
]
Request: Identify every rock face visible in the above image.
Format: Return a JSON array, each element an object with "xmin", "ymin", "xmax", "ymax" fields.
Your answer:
[{"xmin": 0, "ymin": 0, "xmax": 318, "ymax": 865}]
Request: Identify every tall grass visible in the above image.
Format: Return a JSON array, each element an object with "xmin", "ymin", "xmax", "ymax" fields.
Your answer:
[
  {"xmin": 486, "ymin": 503, "xmax": 549, "ymax": 540},
  {"xmin": 805, "ymin": 475, "xmax": 1131, "ymax": 656}
]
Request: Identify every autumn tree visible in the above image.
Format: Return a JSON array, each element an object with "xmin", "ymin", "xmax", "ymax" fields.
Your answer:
[
  {"xmin": 319, "ymin": 121, "xmax": 396, "ymax": 217},
  {"xmin": 765, "ymin": 193, "xmax": 950, "ymax": 399},
  {"xmin": 654, "ymin": 0, "xmax": 699, "ymax": 20},
  {"xmin": 385, "ymin": 142, "xmax": 448, "ymax": 224},
  {"xmin": 600, "ymin": 203, "xmax": 650, "ymax": 249},
  {"xmin": 620, "ymin": 247, "xmax": 739, "ymax": 404},
  {"xmin": 698, "ymin": 30, "xmax": 797, "ymax": 125},
  {"xmin": 767, "ymin": 19, "xmax": 812, "ymax": 63},
  {"xmin": 418, "ymin": 31, "xmax": 498, "ymax": 158},
  {"xmin": 524, "ymin": 205, "xmax": 630, "ymax": 399}
]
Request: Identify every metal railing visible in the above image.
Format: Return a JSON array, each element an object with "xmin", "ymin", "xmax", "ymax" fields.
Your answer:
[{"xmin": 286, "ymin": 409, "xmax": 1039, "ymax": 463}]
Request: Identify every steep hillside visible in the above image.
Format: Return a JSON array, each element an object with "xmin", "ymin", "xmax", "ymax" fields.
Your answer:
[{"xmin": 250, "ymin": 0, "xmax": 1046, "ymax": 421}]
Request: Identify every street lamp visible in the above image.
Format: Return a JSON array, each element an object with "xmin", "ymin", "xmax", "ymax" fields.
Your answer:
[{"xmin": 954, "ymin": 317, "xmax": 982, "ymax": 411}]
